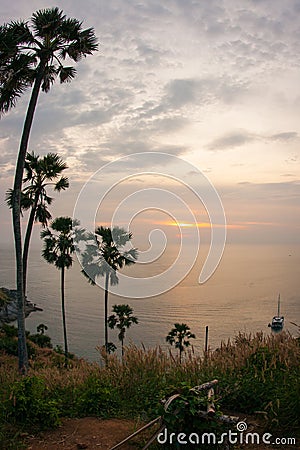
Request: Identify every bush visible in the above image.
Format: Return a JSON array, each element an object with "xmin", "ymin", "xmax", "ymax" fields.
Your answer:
[
  {"xmin": 72, "ymin": 376, "xmax": 119, "ymax": 417},
  {"xmin": 0, "ymin": 324, "xmax": 18, "ymax": 338},
  {"xmin": 157, "ymin": 383, "xmax": 226, "ymax": 450},
  {"xmin": 0, "ymin": 336, "xmax": 36, "ymax": 358},
  {"xmin": 28, "ymin": 333, "xmax": 52, "ymax": 349},
  {"xmin": 5, "ymin": 376, "xmax": 60, "ymax": 429}
]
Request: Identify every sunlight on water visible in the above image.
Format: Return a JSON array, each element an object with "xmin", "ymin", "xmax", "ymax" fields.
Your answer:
[{"xmin": 0, "ymin": 243, "xmax": 299, "ymax": 361}]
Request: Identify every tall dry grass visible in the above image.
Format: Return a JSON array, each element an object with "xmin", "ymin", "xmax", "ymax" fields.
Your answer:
[{"xmin": 0, "ymin": 331, "xmax": 299, "ymax": 433}]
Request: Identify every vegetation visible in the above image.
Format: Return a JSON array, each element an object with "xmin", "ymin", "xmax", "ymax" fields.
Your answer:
[
  {"xmin": 6, "ymin": 152, "xmax": 69, "ymax": 295},
  {"xmin": 166, "ymin": 323, "xmax": 196, "ymax": 363},
  {"xmin": 0, "ymin": 288, "xmax": 9, "ymax": 313},
  {"xmin": 0, "ymin": 323, "xmax": 52, "ymax": 358},
  {"xmin": 41, "ymin": 217, "xmax": 75, "ymax": 364},
  {"xmin": 81, "ymin": 226, "xmax": 138, "ymax": 353},
  {"xmin": 108, "ymin": 304, "xmax": 139, "ymax": 357},
  {"xmin": 0, "ymin": 331, "xmax": 298, "ymax": 448},
  {"xmin": 0, "ymin": 7, "xmax": 97, "ymax": 374}
]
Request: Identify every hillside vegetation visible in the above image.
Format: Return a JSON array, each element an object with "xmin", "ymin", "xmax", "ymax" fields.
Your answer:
[{"xmin": 0, "ymin": 328, "xmax": 299, "ymax": 448}]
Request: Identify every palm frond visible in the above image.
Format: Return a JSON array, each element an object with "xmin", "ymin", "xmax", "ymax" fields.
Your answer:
[
  {"xmin": 31, "ymin": 7, "xmax": 66, "ymax": 39},
  {"xmin": 41, "ymin": 64, "xmax": 57, "ymax": 92},
  {"xmin": 58, "ymin": 18, "xmax": 82, "ymax": 40},
  {"xmin": 50, "ymin": 216, "xmax": 72, "ymax": 233},
  {"xmin": 0, "ymin": 53, "xmax": 36, "ymax": 113},
  {"xmin": 58, "ymin": 65, "xmax": 76, "ymax": 84},
  {"xmin": 35, "ymin": 204, "xmax": 52, "ymax": 226},
  {"xmin": 123, "ymin": 248, "xmax": 138, "ymax": 265},
  {"xmin": 5, "ymin": 188, "xmax": 13, "ymax": 209},
  {"xmin": 0, "ymin": 21, "xmax": 34, "ymax": 57},
  {"xmin": 1, "ymin": 9, "xmax": 97, "ymax": 115},
  {"xmin": 5, "ymin": 188, "xmax": 33, "ymax": 212},
  {"xmin": 60, "ymin": 27, "xmax": 98, "ymax": 62},
  {"xmin": 110, "ymin": 270, "xmax": 119, "ymax": 286}
]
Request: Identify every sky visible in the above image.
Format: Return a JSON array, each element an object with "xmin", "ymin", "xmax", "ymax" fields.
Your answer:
[{"xmin": 0, "ymin": 0, "xmax": 300, "ymax": 251}]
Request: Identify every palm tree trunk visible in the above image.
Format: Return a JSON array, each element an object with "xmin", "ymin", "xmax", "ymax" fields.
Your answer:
[
  {"xmin": 121, "ymin": 335, "xmax": 124, "ymax": 359},
  {"xmin": 12, "ymin": 62, "xmax": 45, "ymax": 374},
  {"xmin": 61, "ymin": 266, "xmax": 69, "ymax": 366},
  {"xmin": 23, "ymin": 194, "xmax": 39, "ymax": 295},
  {"xmin": 179, "ymin": 340, "xmax": 183, "ymax": 364},
  {"xmin": 104, "ymin": 272, "xmax": 109, "ymax": 352}
]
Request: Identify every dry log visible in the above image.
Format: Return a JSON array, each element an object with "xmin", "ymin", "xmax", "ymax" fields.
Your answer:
[{"xmin": 207, "ymin": 387, "xmax": 215, "ymax": 415}]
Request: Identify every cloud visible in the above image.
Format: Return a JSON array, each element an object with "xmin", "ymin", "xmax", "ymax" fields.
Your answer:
[
  {"xmin": 207, "ymin": 129, "xmax": 300, "ymax": 151},
  {"xmin": 207, "ymin": 131, "xmax": 255, "ymax": 151},
  {"xmin": 166, "ymin": 79, "xmax": 199, "ymax": 108},
  {"xmin": 1, "ymin": 0, "xmax": 300, "ymax": 186},
  {"xmin": 270, "ymin": 132, "xmax": 298, "ymax": 141}
]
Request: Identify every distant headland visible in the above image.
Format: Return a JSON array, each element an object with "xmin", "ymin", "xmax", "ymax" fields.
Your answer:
[{"xmin": 0, "ymin": 287, "xmax": 42, "ymax": 324}]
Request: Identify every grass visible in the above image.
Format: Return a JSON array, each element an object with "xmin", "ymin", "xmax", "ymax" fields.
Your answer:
[{"xmin": 0, "ymin": 330, "xmax": 299, "ymax": 448}]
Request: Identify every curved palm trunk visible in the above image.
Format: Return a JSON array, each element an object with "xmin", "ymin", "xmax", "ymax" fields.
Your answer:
[
  {"xmin": 12, "ymin": 63, "xmax": 45, "ymax": 374},
  {"xmin": 61, "ymin": 266, "xmax": 69, "ymax": 366},
  {"xmin": 104, "ymin": 272, "xmax": 109, "ymax": 353},
  {"xmin": 23, "ymin": 194, "xmax": 39, "ymax": 295}
]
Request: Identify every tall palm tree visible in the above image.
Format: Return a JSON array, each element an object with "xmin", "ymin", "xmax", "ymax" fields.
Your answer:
[
  {"xmin": 6, "ymin": 151, "xmax": 69, "ymax": 295},
  {"xmin": 81, "ymin": 226, "xmax": 138, "ymax": 353},
  {"xmin": 41, "ymin": 216, "xmax": 75, "ymax": 365},
  {"xmin": 108, "ymin": 304, "xmax": 138, "ymax": 358},
  {"xmin": 0, "ymin": 8, "xmax": 97, "ymax": 373},
  {"xmin": 166, "ymin": 323, "xmax": 196, "ymax": 364}
]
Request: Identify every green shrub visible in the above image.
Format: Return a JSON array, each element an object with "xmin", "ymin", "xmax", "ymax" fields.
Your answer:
[
  {"xmin": 53, "ymin": 344, "xmax": 74, "ymax": 358},
  {"xmin": 28, "ymin": 333, "xmax": 52, "ymax": 349},
  {"xmin": 0, "ymin": 324, "xmax": 18, "ymax": 338},
  {"xmin": 75, "ymin": 376, "xmax": 119, "ymax": 417},
  {"xmin": 0, "ymin": 336, "xmax": 36, "ymax": 358},
  {"xmin": 5, "ymin": 376, "xmax": 60, "ymax": 429}
]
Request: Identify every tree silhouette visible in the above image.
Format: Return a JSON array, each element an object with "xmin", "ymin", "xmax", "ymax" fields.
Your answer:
[
  {"xmin": 41, "ymin": 217, "xmax": 75, "ymax": 365},
  {"xmin": 6, "ymin": 151, "xmax": 69, "ymax": 295},
  {"xmin": 108, "ymin": 304, "xmax": 138, "ymax": 357},
  {"xmin": 166, "ymin": 323, "xmax": 196, "ymax": 363},
  {"xmin": 81, "ymin": 226, "xmax": 138, "ymax": 353},
  {"xmin": 37, "ymin": 323, "xmax": 48, "ymax": 335},
  {"xmin": 0, "ymin": 8, "xmax": 97, "ymax": 373}
]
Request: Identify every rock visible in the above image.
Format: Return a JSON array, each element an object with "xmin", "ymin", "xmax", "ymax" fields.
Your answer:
[{"xmin": 0, "ymin": 287, "xmax": 43, "ymax": 324}]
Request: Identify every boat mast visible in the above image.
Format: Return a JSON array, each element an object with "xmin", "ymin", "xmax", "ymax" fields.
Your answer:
[{"xmin": 277, "ymin": 293, "xmax": 280, "ymax": 316}]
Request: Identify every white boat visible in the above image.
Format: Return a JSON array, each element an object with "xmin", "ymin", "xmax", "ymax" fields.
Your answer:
[{"xmin": 268, "ymin": 294, "xmax": 284, "ymax": 331}]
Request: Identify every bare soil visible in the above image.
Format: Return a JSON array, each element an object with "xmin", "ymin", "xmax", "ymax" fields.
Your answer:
[{"xmin": 25, "ymin": 417, "xmax": 152, "ymax": 449}]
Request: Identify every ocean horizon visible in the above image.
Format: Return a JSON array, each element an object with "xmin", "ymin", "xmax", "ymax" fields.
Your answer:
[{"xmin": 0, "ymin": 242, "xmax": 299, "ymax": 361}]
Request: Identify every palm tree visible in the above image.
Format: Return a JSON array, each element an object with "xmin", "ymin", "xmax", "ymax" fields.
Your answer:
[
  {"xmin": 0, "ymin": 8, "xmax": 97, "ymax": 373},
  {"xmin": 41, "ymin": 216, "xmax": 75, "ymax": 365},
  {"xmin": 6, "ymin": 151, "xmax": 69, "ymax": 295},
  {"xmin": 81, "ymin": 226, "xmax": 138, "ymax": 353},
  {"xmin": 166, "ymin": 323, "xmax": 196, "ymax": 364},
  {"xmin": 108, "ymin": 304, "xmax": 138, "ymax": 358}
]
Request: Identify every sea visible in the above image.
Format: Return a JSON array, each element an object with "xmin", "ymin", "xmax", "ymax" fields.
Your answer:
[{"xmin": 0, "ymin": 243, "xmax": 299, "ymax": 361}]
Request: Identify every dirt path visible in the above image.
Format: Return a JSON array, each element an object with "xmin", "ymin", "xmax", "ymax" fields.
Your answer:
[{"xmin": 26, "ymin": 417, "xmax": 147, "ymax": 449}]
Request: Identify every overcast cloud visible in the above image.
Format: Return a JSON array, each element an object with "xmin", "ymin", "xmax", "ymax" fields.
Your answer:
[{"xmin": 0, "ymin": 0, "xmax": 299, "ymax": 244}]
